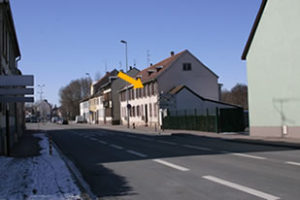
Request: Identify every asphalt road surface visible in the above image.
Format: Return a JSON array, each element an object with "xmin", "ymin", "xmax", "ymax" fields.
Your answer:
[{"xmin": 34, "ymin": 123, "xmax": 300, "ymax": 200}]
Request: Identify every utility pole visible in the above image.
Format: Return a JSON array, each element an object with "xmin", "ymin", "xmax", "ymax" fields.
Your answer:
[{"xmin": 37, "ymin": 84, "xmax": 45, "ymax": 101}]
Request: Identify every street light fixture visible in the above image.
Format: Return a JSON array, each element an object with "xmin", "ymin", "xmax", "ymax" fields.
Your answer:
[{"xmin": 121, "ymin": 40, "xmax": 130, "ymax": 128}]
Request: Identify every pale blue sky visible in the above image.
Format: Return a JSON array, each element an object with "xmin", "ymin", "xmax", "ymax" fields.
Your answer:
[{"xmin": 10, "ymin": 0, "xmax": 261, "ymax": 106}]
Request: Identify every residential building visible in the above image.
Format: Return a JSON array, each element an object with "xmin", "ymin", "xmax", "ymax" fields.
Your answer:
[
  {"xmin": 79, "ymin": 67, "xmax": 139, "ymax": 125},
  {"xmin": 35, "ymin": 100, "xmax": 52, "ymax": 121},
  {"xmin": 80, "ymin": 97, "xmax": 90, "ymax": 123},
  {"xmin": 120, "ymin": 50, "xmax": 231, "ymax": 128},
  {"xmin": 0, "ymin": 0, "xmax": 24, "ymax": 155},
  {"xmin": 242, "ymin": 0, "xmax": 300, "ymax": 138}
]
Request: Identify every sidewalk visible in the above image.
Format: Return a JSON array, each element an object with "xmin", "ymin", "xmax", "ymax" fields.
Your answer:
[
  {"xmin": 0, "ymin": 130, "xmax": 81, "ymax": 200},
  {"xmin": 73, "ymin": 123, "xmax": 300, "ymax": 149}
]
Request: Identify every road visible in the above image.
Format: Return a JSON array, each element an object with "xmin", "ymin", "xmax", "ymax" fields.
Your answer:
[{"xmin": 31, "ymin": 123, "xmax": 300, "ymax": 200}]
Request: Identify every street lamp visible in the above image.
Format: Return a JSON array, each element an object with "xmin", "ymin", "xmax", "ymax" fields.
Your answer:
[{"xmin": 121, "ymin": 40, "xmax": 130, "ymax": 128}]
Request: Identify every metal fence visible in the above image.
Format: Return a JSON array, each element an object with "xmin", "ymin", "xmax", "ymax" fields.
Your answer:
[{"xmin": 162, "ymin": 107, "xmax": 245, "ymax": 133}]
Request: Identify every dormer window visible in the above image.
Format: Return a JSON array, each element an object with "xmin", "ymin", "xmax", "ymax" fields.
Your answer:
[
  {"xmin": 147, "ymin": 69, "xmax": 155, "ymax": 76},
  {"xmin": 156, "ymin": 66, "xmax": 163, "ymax": 72},
  {"xmin": 183, "ymin": 63, "xmax": 192, "ymax": 71}
]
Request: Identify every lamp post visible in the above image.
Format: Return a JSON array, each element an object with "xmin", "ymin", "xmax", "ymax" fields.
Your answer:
[
  {"xmin": 121, "ymin": 40, "xmax": 130, "ymax": 128},
  {"xmin": 85, "ymin": 73, "xmax": 92, "ymax": 124}
]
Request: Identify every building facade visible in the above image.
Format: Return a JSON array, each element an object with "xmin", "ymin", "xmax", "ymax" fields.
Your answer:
[
  {"xmin": 0, "ymin": 0, "xmax": 25, "ymax": 155},
  {"xmin": 242, "ymin": 0, "xmax": 300, "ymax": 138},
  {"xmin": 120, "ymin": 50, "xmax": 225, "ymax": 128},
  {"xmin": 79, "ymin": 68, "xmax": 139, "ymax": 125}
]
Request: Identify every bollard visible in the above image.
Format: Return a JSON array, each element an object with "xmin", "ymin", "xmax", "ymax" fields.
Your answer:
[{"xmin": 48, "ymin": 135, "xmax": 52, "ymax": 155}]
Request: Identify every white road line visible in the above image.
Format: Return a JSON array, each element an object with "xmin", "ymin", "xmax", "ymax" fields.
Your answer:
[
  {"xmin": 127, "ymin": 150, "xmax": 148, "ymax": 158},
  {"xmin": 202, "ymin": 176, "xmax": 280, "ymax": 200},
  {"xmin": 157, "ymin": 140, "xmax": 177, "ymax": 145},
  {"xmin": 285, "ymin": 161, "xmax": 300, "ymax": 167},
  {"xmin": 183, "ymin": 144, "xmax": 212, "ymax": 151},
  {"xmin": 110, "ymin": 144, "xmax": 124, "ymax": 150},
  {"xmin": 231, "ymin": 153, "xmax": 266, "ymax": 160},
  {"xmin": 97, "ymin": 140, "xmax": 107, "ymax": 145},
  {"xmin": 153, "ymin": 159, "xmax": 190, "ymax": 171}
]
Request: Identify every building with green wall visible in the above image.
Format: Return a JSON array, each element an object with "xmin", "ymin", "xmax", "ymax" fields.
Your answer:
[{"xmin": 242, "ymin": 0, "xmax": 300, "ymax": 138}]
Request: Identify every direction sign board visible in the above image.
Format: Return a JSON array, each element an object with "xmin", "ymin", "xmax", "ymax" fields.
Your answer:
[
  {"xmin": 0, "ymin": 96, "xmax": 34, "ymax": 103},
  {"xmin": 0, "ymin": 75, "xmax": 34, "ymax": 86},
  {"xmin": 0, "ymin": 88, "xmax": 33, "ymax": 95}
]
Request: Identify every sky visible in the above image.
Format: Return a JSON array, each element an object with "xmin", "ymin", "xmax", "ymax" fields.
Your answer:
[{"xmin": 10, "ymin": 0, "xmax": 261, "ymax": 106}]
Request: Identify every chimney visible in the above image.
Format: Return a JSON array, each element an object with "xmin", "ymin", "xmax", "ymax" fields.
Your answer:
[
  {"xmin": 150, "ymin": 63, "xmax": 153, "ymax": 66},
  {"xmin": 129, "ymin": 66, "xmax": 133, "ymax": 70},
  {"xmin": 170, "ymin": 51, "xmax": 175, "ymax": 56}
]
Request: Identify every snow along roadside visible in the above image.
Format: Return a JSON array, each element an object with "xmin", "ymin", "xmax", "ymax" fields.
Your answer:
[{"xmin": 0, "ymin": 133, "xmax": 81, "ymax": 200}]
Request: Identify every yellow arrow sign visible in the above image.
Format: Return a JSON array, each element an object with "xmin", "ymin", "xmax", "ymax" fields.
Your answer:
[{"xmin": 118, "ymin": 71, "xmax": 144, "ymax": 89}]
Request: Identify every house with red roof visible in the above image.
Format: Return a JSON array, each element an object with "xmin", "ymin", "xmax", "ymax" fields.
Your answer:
[{"xmin": 120, "ymin": 50, "xmax": 237, "ymax": 129}]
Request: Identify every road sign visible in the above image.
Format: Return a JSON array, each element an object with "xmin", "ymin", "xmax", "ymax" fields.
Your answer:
[
  {"xmin": 0, "ymin": 88, "xmax": 33, "ymax": 95},
  {"xmin": 0, "ymin": 75, "xmax": 34, "ymax": 86},
  {"xmin": 0, "ymin": 96, "xmax": 34, "ymax": 102}
]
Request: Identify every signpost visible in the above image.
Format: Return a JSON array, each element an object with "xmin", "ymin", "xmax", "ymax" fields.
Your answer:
[{"xmin": 0, "ymin": 75, "xmax": 34, "ymax": 156}]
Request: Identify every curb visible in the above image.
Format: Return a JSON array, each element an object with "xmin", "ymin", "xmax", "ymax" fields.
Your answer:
[
  {"xmin": 223, "ymin": 138, "xmax": 300, "ymax": 149},
  {"xmin": 49, "ymin": 134, "xmax": 97, "ymax": 200}
]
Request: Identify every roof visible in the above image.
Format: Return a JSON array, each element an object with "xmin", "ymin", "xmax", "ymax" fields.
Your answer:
[
  {"xmin": 168, "ymin": 85, "xmax": 242, "ymax": 108},
  {"xmin": 93, "ymin": 69, "xmax": 118, "ymax": 93},
  {"xmin": 1, "ymin": 0, "xmax": 21, "ymax": 57},
  {"xmin": 242, "ymin": 0, "xmax": 268, "ymax": 60},
  {"xmin": 135, "ymin": 50, "xmax": 187, "ymax": 83}
]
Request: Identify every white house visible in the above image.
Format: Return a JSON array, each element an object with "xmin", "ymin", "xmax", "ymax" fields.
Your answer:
[{"xmin": 120, "ymin": 50, "xmax": 230, "ymax": 128}]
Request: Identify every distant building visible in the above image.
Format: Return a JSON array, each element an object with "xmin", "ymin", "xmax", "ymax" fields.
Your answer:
[
  {"xmin": 120, "ymin": 50, "xmax": 235, "ymax": 128},
  {"xmin": 0, "ymin": 0, "xmax": 24, "ymax": 155},
  {"xmin": 79, "ymin": 68, "xmax": 139, "ymax": 125},
  {"xmin": 242, "ymin": 0, "xmax": 300, "ymax": 138},
  {"xmin": 35, "ymin": 100, "xmax": 52, "ymax": 121}
]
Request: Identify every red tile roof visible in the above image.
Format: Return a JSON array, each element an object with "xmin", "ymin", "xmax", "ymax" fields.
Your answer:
[{"xmin": 135, "ymin": 50, "xmax": 187, "ymax": 83}]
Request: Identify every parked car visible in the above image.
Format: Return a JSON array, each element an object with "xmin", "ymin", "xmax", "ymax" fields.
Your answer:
[
  {"xmin": 75, "ymin": 115, "xmax": 86, "ymax": 123},
  {"xmin": 58, "ymin": 118, "xmax": 68, "ymax": 125}
]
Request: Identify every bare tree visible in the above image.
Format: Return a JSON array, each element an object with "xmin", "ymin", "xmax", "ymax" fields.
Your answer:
[
  {"xmin": 221, "ymin": 83, "xmax": 248, "ymax": 110},
  {"xmin": 59, "ymin": 77, "xmax": 91, "ymax": 120}
]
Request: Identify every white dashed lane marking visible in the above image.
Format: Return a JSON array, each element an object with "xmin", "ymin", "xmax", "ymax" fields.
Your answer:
[
  {"xmin": 97, "ymin": 140, "xmax": 108, "ymax": 145},
  {"xmin": 110, "ymin": 144, "xmax": 124, "ymax": 150},
  {"xmin": 231, "ymin": 153, "xmax": 266, "ymax": 160},
  {"xmin": 183, "ymin": 144, "xmax": 212, "ymax": 151},
  {"xmin": 285, "ymin": 161, "xmax": 300, "ymax": 167},
  {"xmin": 126, "ymin": 150, "xmax": 148, "ymax": 158},
  {"xmin": 157, "ymin": 140, "xmax": 177, "ymax": 145},
  {"xmin": 203, "ymin": 176, "xmax": 280, "ymax": 200},
  {"xmin": 153, "ymin": 159, "xmax": 190, "ymax": 171}
]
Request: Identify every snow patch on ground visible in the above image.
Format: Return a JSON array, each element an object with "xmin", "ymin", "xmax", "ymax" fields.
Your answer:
[{"xmin": 0, "ymin": 133, "xmax": 81, "ymax": 200}]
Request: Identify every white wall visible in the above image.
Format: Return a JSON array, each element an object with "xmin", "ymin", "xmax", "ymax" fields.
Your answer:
[
  {"xmin": 172, "ymin": 88, "xmax": 236, "ymax": 115},
  {"xmin": 158, "ymin": 51, "xmax": 219, "ymax": 101},
  {"xmin": 120, "ymin": 93, "xmax": 159, "ymax": 127}
]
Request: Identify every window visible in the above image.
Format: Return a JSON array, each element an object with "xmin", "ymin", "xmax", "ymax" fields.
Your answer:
[
  {"xmin": 137, "ymin": 105, "xmax": 140, "ymax": 116},
  {"xmin": 183, "ymin": 63, "xmax": 192, "ymax": 71},
  {"xmin": 149, "ymin": 103, "xmax": 152, "ymax": 117},
  {"xmin": 151, "ymin": 83, "xmax": 155, "ymax": 95},
  {"xmin": 154, "ymin": 103, "xmax": 157, "ymax": 117},
  {"xmin": 141, "ymin": 104, "xmax": 143, "ymax": 117},
  {"xmin": 132, "ymin": 106, "xmax": 135, "ymax": 117},
  {"xmin": 147, "ymin": 84, "xmax": 150, "ymax": 97}
]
